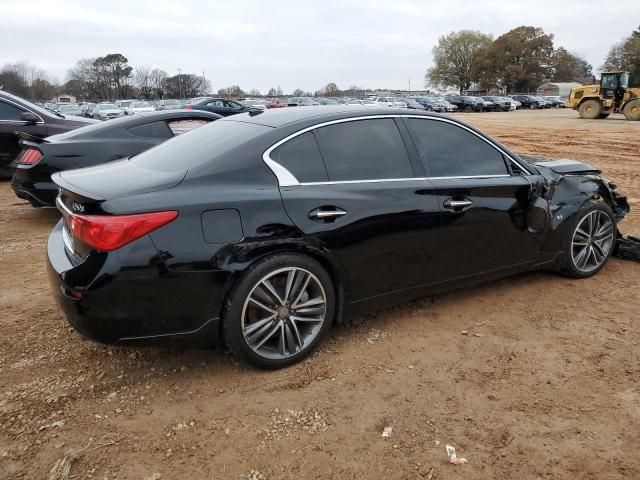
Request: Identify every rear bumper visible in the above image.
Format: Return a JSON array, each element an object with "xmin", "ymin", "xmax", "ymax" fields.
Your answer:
[
  {"xmin": 46, "ymin": 219, "xmax": 220, "ymax": 346},
  {"xmin": 10, "ymin": 176, "xmax": 57, "ymax": 206}
]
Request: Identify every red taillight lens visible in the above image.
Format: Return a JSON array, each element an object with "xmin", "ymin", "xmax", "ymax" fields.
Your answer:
[
  {"xmin": 183, "ymin": 105, "xmax": 193, "ymax": 109},
  {"xmin": 68, "ymin": 211, "xmax": 178, "ymax": 251},
  {"xmin": 17, "ymin": 148, "xmax": 43, "ymax": 166}
]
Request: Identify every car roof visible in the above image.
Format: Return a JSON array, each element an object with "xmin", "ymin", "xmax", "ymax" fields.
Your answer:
[
  {"xmin": 47, "ymin": 110, "xmax": 222, "ymax": 141},
  {"xmin": 220, "ymin": 106, "xmax": 444, "ymax": 128}
]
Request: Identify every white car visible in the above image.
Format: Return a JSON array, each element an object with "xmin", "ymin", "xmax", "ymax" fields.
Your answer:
[
  {"xmin": 125, "ymin": 101, "xmax": 156, "ymax": 115},
  {"xmin": 242, "ymin": 99, "xmax": 267, "ymax": 110},
  {"xmin": 373, "ymin": 97, "xmax": 407, "ymax": 108},
  {"xmin": 92, "ymin": 103, "xmax": 124, "ymax": 120}
]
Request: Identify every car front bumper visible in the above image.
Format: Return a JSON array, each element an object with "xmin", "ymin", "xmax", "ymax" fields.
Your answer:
[{"xmin": 47, "ymin": 219, "xmax": 219, "ymax": 346}]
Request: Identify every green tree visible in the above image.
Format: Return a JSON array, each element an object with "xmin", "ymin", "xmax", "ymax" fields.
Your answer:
[
  {"xmin": 602, "ymin": 25, "xmax": 640, "ymax": 86},
  {"xmin": 551, "ymin": 48, "xmax": 592, "ymax": 82},
  {"xmin": 426, "ymin": 30, "xmax": 493, "ymax": 93},
  {"xmin": 478, "ymin": 26, "xmax": 555, "ymax": 93},
  {"xmin": 94, "ymin": 53, "xmax": 133, "ymax": 99}
]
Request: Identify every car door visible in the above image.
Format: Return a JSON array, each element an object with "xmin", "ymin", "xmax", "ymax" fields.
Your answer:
[
  {"xmin": 403, "ymin": 117, "xmax": 546, "ymax": 281},
  {"xmin": 224, "ymin": 100, "xmax": 245, "ymax": 115},
  {"xmin": 0, "ymin": 99, "xmax": 47, "ymax": 172},
  {"xmin": 273, "ymin": 117, "xmax": 441, "ymax": 302}
]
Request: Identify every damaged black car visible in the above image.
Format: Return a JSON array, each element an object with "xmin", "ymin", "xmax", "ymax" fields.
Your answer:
[{"xmin": 46, "ymin": 107, "xmax": 630, "ymax": 369}]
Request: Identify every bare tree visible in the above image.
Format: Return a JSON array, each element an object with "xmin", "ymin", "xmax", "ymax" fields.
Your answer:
[
  {"xmin": 149, "ymin": 69, "xmax": 168, "ymax": 99},
  {"xmin": 135, "ymin": 65, "xmax": 153, "ymax": 99}
]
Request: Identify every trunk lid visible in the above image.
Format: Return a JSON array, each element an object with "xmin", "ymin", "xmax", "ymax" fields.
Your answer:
[{"xmin": 52, "ymin": 158, "xmax": 187, "ymax": 202}]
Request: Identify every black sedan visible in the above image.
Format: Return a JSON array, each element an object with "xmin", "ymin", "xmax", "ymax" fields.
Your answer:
[
  {"xmin": 11, "ymin": 110, "xmax": 220, "ymax": 207},
  {"xmin": 0, "ymin": 90, "xmax": 96, "ymax": 177},
  {"xmin": 445, "ymin": 95, "xmax": 484, "ymax": 112},
  {"xmin": 46, "ymin": 107, "xmax": 629, "ymax": 369},
  {"xmin": 184, "ymin": 98, "xmax": 258, "ymax": 116}
]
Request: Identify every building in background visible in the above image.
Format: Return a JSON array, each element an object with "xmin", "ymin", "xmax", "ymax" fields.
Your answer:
[{"xmin": 536, "ymin": 82, "xmax": 583, "ymax": 98}]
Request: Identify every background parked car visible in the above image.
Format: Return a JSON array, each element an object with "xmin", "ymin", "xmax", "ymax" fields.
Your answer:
[
  {"xmin": 477, "ymin": 97, "xmax": 495, "ymax": 111},
  {"xmin": 80, "ymin": 103, "xmax": 96, "ymax": 117},
  {"xmin": 543, "ymin": 96, "xmax": 565, "ymax": 108},
  {"xmin": 265, "ymin": 98, "xmax": 287, "ymax": 109},
  {"xmin": 92, "ymin": 103, "xmax": 124, "ymax": 120},
  {"xmin": 242, "ymin": 98, "xmax": 268, "ymax": 110},
  {"xmin": 11, "ymin": 110, "xmax": 221, "ymax": 206},
  {"xmin": 397, "ymin": 98, "xmax": 426, "ymax": 110},
  {"xmin": 287, "ymin": 97, "xmax": 321, "ymax": 106},
  {"xmin": 184, "ymin": 98, "xmax": 258, "ymax": 116},
  {"xmin": 56, "ymin": 104, "xmax": 83, "ymax": 117},
  {"xmin": 155, "ymin": 99, "xmax": 184, "ymax": 110},
  {"xmin": 115, "ymin": 99, "xmax": 135, "ymax": 113},
  {"xmin": 412, "ymin": 97, "xmax": 446, "ymax": 112},
  {"xmin": 125, "ymin": 101, "xmax": 156, "ymax": 115},
  {"xmin": 445, "ymin": 95, "xmax": 483, "ymax": 112},
  {"xmin": 510, "ymin": 95, "xmax": 542, "ymax": 109},
  {"xmin": 0, "ymin": 90, "xmax": 96, "ymax": 177},
  {"xmin": 482, "ymin": 96, "xmax": 512, "ymax": 112}
]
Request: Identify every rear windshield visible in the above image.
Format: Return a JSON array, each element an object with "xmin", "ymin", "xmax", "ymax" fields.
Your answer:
[{"xmin": 131, "ymin": 119, "xmax": 271, "ymax": 172}]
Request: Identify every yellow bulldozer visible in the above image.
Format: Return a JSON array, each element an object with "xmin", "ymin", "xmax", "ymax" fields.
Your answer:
[{"xmin": 565, "ymin": 71, "xmax": 640, "ymax": 120}]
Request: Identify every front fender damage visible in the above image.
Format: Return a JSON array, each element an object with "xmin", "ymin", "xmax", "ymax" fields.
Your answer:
[{"xmin": 532, "ymin": 163, "xmax": 635, "ymax": 260}]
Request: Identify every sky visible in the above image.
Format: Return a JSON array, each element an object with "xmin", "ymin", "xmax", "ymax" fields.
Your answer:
[{"xmin": 1, "ymin": 0, "xmax": 637, "ymax": 94}]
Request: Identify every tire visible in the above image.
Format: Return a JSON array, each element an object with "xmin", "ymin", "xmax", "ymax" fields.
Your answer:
[
  {"xmin": 622, "ymin": 99, "xmax": 640, "ymax": 121},
  {"xmin": 561, "ymin": 202, "xmax": 617, "ymax": 278},
  {"xmin": 426, "ymin": 106, "xmax": 433, "ymax": 112},
  {"xmin": 464, "ymin": 105, "xmax": 472, "ymax": 113},
  {"xmin": 578, "ymin": 99, "xmax": 602, "ymax": 119},
  {"xmin": 529, "ymin": 104, "xmax": 536, "ymax": 110},
  {"xmin": 223, "ymin": 253, "xmax": 336, "ymax": 369}
]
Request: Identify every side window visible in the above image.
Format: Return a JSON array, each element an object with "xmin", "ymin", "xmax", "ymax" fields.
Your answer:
[
  {"xmin": 314, "ymin": 119, "xmax": 413, "ymax": 181},
  {"xmin": 0, "ymin": 100, "xmax": 26, "ymax": 121},
  {"xmin": 167, "ymin": 118, "xmax": 211, "ymax": 136},
  {"xmin": 271, "ymin": 132, "xmax": 328, "ymax": 183},
  {"xmin": 406, "ymin": 119, "xmax": 508, "ymax": 177},
  {"xmin": 128, "ymin": 121, "xmax": 172, "ymax": 139}
]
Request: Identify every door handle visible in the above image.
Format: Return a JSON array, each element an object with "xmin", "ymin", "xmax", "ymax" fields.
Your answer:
[
  {"xmin": 308, "ymin": 207, "xmax": 347, "ymax": 222},
  {"xmin": 443, "ymin": 199, "xmax": 473, "ymax": 210}
]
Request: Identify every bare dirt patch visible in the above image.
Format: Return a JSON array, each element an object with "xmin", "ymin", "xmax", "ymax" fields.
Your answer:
[{"xmin": 1, "ymin": 109, "xmax": 639, "ymax": 479}]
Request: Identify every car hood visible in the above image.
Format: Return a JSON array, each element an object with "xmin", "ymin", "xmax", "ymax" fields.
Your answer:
[
  {"xmin": 52, "ymin": 158, "xmax": 187, "ymax": 201},
  {"xmin": 520, "ymin": 155, "xmax": 601, "ymax": 175},
  {"xmin": 99, "ymin": 109, "xmax": 121, "ymax": 114}
]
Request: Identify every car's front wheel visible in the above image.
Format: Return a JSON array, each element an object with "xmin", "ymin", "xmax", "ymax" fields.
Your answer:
[
  {"xmin": 223, "ymin": 254, "xmax": 335, "ymax": 369},
  {"xmin": 561, "ymin": 202, "xmax": 616, "ymax": 278}
]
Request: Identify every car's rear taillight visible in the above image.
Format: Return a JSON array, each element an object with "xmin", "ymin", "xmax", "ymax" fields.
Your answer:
[
  {"xmin": 17, "ymin": 148, "xmax": 43, "ymax": 166},
  {"xmin": 68, "ymin": 211, "xmax": 178, "ymax": 251},
  {"xmin": 183, "ymin": 105, "xmax": 193, "ymax": 109}
]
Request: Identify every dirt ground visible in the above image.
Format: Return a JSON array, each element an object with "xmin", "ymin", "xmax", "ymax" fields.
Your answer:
[{"xmin": 1, "ymin": 109, "xmax": 639, "ymax": 480}]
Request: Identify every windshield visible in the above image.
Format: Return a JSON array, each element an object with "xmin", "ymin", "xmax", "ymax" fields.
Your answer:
[
  {"xmin": 99, "ymin": 104, "xmax": 117, "ymax": 110},
  {"xmin": 132, "ymin": 102, "xmax": 152, "ymax": 108},
  {"xmin": 131, "ymin": 119, "xmax": 271, "ymax": 173},
  {"xmin": 119, "ymin": 101, "xmax": 133, "ymax": 107}
]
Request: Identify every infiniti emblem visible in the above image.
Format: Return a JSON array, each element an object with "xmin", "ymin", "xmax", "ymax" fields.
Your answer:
[{"xmin": 71, "ymin": 201, "xmax": 85, "ymax": 213}]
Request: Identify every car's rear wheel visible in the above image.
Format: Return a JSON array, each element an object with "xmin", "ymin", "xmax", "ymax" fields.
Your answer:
[
  {"xmin": 464, "ymin": 105, "xmax": 472, "ymax": 113},
  {"xmin": 223, "ymin": 254, "xmax": 335, "ymax": 369},
  {"xmin": 561, "ymin": 202, "xmax": 616, "ymax": 278}
]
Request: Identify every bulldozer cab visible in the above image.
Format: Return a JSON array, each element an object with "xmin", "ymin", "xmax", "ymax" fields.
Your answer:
[{"xmin": 600, "ymin": 72, "xmax": 629, "ymax": 102}]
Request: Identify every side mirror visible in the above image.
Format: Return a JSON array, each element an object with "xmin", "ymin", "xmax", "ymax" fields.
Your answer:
[{"xmin": 20, "ymin": 111, "xmax": 40, "ymax": 124}]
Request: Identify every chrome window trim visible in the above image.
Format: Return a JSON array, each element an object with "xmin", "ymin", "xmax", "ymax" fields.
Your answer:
[
  {"xmin": 262, "ymin": 114, "xmax": 530, "ymax": 187},
  {"xmin": 296, "ymin": 174, "xmax": 511, "ymax": 187},
  {"xmin": 0, "ymin": 97, "xmax": 45, "ymax": 124}
]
